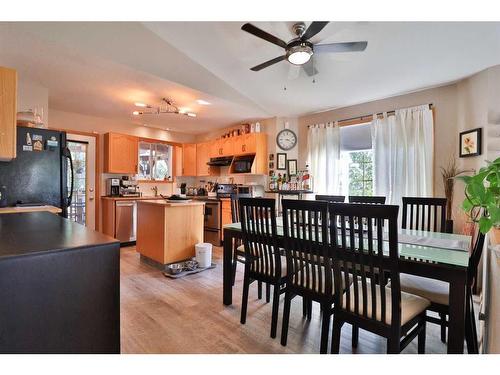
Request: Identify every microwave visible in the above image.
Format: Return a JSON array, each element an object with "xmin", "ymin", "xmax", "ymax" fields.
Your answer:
[
  {"xmin": 231, "ymin": 155, "xmax": 255, "ymax": 173},
  {"xmin": 236, "ymin": 185, "xmax": 264, "ymax": 198}
]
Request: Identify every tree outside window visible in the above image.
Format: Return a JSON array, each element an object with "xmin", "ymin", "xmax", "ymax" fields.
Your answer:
[{"xmin": 347, "ymin": 150, "xmax": 373, "ymax": 196}]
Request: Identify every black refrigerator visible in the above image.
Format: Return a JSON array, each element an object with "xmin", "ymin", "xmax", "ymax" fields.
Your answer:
[{"xmin": 0, "ymin": 126, "xmax": 73, "ymax": 218}]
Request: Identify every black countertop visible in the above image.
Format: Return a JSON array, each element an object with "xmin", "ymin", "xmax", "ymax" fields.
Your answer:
[{"xmin": 0, "ymin": 212, "xmax": 118, "ymax": 260}]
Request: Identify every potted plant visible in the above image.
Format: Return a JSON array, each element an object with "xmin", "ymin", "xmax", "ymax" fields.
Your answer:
[
  {"xmin": 457, "ymin": 157, "xmax": 500, "ymax": 244},
  {"xmin": 440, "ymin": 158, "xmax": 469, "ymax": 233}
]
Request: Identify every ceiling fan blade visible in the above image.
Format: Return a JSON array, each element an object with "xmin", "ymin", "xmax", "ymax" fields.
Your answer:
[
  {"xmin": 241, "ymin": 23, "xmax": 287, "ymax": 49},
  {"xmin": 302, "ymin": 21, "xmax": 329, "ymax": 40},
  {"xmin": 314, "ymin": 41, "xmax": 368, "ymax": 53},
  {"xmin": 302, "ymin": 60, "xmax": 318, "ymax": 77},
  {"xmin": 250, "ymin": 55, "xmax": 287, "ymax": 71}
]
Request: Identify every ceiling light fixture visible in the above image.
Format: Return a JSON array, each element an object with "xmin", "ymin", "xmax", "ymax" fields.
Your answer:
[
  {"xmin": 286, "ymin": 41, "xmax": 313, "ymax": 65},
  {"xmin": 196, "ymin": 99, "xmax": 211, "ymax": 105},
  {"xmin": 131, "ymin": 98, "xmax": 196, "ymax": 118}
]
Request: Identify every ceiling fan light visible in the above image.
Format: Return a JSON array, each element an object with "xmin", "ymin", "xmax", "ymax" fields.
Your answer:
[
  {"xmin": 287, "ymin": 50, "xmax": 312, "ymax": 65},
  {"xmin": 134, "ymin": 102, "xmax": 147, "ymax": 107},
  {"xmin": 132, "ymin": 111, "xmax": 140, "ymax": 115},
  {"xmin": 187, "ymin": 113, "xmax": 197, "ymax": 117}
]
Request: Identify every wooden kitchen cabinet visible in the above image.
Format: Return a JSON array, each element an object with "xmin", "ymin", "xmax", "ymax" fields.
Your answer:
[
  {"xmin": 0, "ymin": 67, "xmax": 17, "ymax": 161},
  {"xmin": 104, "ymin": 132, "xmax": 138, "ymax": 174},
  {"xmin": 233, "ymin": 133, "xmax": 257, "ymax": 155},
  {"xmin": 196, "ymin": 142, "xmax": 219, "ymax": 176},
  {"xmin": 182, "ymin": 143, "xmax": 197, "ymax": 176},
  {"xmin": 209, "ymin": 137, "xmax": 234, "ymax": 157}
]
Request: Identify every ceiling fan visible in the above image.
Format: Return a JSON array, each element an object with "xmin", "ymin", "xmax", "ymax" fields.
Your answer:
[{"xmin": 241, "ymin": 22, "xmax": 368, "ymax": 75}]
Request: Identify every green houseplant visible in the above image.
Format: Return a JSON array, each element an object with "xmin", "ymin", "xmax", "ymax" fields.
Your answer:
[{"xmin": 457, "ymin": 156, "xmax": 500, "ymax": 243}]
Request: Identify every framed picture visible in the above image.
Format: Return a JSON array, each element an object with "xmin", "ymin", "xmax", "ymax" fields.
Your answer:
[
  {"xmin": 277, "ymin": 153, "xmax": 287, "ymax": 170},
  {"xmin": 459, "ymin": 128, "xmax": 482, "ymax": 157},
  {"xmin": 269, "ymin": 153, "xmax": 274, "ymax": 161},
  {"xmin": 287, "ymin": 159, "xmax": 297, "ymax": 176},
  {"xmin": 268, "ymin": 162, "xmax": 274, "ymax": 169}
]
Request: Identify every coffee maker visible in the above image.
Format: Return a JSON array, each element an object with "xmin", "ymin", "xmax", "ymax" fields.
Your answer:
[{"xmin": 106, "ymin": 178, "xmax": 120, "ymax": 196}]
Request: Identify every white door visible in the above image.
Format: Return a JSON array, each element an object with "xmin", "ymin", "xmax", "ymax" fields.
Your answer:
[{"xmin": 67, "ymin": 134, "xmax": 97, "ymax": 230}]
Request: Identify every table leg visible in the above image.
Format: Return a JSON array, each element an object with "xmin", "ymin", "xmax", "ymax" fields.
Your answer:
[
  {"xmin": 223, "ymin": 228, "xmax": 234, "ymax": 306},
  {"xmin": 447, "ymin": 272, "xmax": 467, "ymax": 353}
]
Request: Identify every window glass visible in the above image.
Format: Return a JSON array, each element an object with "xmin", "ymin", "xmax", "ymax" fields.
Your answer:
[
  {"xmin": 138, "ymin": 142, "xmax": 152, "ymax": 180},
  {"xmin": 346, "ymin": 150, "xmax": 373, "ymax": 196}
]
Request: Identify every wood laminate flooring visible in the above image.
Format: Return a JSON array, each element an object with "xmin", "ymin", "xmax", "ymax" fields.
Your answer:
[{"xmin": 120, "ymin": 246, "xmax": 450, "ymax": 354}]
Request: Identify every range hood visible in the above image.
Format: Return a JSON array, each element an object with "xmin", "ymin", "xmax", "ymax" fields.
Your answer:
[{"xmin": 207, "ymin": 156, "xmax": 233, "ymax": 166}]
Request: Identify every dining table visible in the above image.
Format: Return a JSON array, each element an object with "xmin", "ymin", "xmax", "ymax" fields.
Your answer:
[{"xmin": 222, "ymin": 217, "xmax": 472, "ymax": 354}]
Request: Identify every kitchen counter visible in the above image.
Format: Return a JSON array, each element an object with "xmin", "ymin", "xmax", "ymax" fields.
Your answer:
[
  {"xmin": 138, "ymin": 199, "xmax": 205, "ymax": 207},
  {"xmin": 0, "ymin": 205, "xmax": 62, "ymax": 215},
  {"xmin": 101, "ymin": 195, "xmax": 161, "ymax": 201},
  {"xmin": 0, "ymin": 212, "xmax": 120, "ymax": 353},
  {"xmin": 136, "ymin": 199, "xmax": 204, "ymax": 265}
]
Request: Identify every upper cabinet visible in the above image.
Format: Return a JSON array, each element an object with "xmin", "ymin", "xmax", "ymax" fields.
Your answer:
[
  {"xmin": 197, "ymin": 142, "xmax": 219, "ymax": 176},
  {"xmin": 210, "ymin": 137, "xmax": 234, "ymax": 157},
  {"xmin": 182, "ymin": 143, "xmax": 197, "ymax": 176},
  {"xmin": 0, "ymin": 67, "xmax": 17, "ymax": 161},
  {"xmin": 181, "ymin": 133, "xmax": 267, "ymax": 176},
  {"xmin": 104, "ymin": 133, "xmax": 138, "ymax": 174},
  {"xmin": 233, "ymin": 133, "xmax": 257, "ymax": 155}
]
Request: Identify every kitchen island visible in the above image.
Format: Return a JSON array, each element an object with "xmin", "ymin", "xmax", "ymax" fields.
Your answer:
[
  {"xmin": 136, "ymin": 199, "xmax": 205, "ymax": 266},
  {"xmin": 0, "ymin": 212, "xmax": 120, "ymax": 353}
]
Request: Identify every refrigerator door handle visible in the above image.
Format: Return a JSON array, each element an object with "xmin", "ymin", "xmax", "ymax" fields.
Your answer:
[{"xmin": 62, "ymin": 146, "xmax": 74, "ymax": 207}]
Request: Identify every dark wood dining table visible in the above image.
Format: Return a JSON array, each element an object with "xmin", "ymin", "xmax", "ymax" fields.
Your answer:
[{"xmin": 222, "ymin": 218, "xmax": 472, "ymax": 354}]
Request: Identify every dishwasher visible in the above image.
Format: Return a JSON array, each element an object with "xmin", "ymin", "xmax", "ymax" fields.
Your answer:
[{"xmin": 115, "ymin": 200, "xmax": 137, "ymax": 242}]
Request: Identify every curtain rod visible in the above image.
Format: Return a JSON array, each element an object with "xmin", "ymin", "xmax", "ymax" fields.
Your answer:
[{"xmin": 307, "ymin": 103, "xmax": 434, "ymax": 128}]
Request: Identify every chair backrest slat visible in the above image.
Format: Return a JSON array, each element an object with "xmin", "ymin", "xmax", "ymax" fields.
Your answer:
[
  {"xmin": 329, "ymin": 203, "xmax": 400, "ymax": 327},
  {"xmin": 401, "ymin": 197, "xmax": 448, "ymax": 233},
  {"xmin": 239, "ymin": 198, "xmax": 282, "ymax": 280},
  {"xmin": 282, "ymin": 199, "xmax": 331, "ymax": 296},
  {"xmin": 348, "ymin": 196, "xmax": 386, "ymax": 204},
  {"xmin": 315, "ymin": 194, "xmax": 345, "ymax": 203}
]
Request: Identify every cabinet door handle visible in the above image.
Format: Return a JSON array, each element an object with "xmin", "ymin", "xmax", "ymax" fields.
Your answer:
[{"xmin": 242, "ymin": 144, "xmax": 246, "ymax": 152}]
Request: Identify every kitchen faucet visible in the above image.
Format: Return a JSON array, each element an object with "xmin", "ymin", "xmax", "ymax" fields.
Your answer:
[{"xmin": 151, "ymin": 186, "xmax": 158, "ymax": 197}]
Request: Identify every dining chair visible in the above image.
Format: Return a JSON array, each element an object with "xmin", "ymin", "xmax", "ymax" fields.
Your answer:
[
  {"xmin": 315, "ymin": 194, "xmax": 345, "ymax": 203},
  {"xmin": 348, "ymin": 195, "xmax": 386, "ymax": 204},
  {"xmin": 280, "ymin": 199, "xmax": 351, "ymax": 353},
  {"xmin": 239, "ymin": 197, "xmax": 286, "ymax": 338},
  {"xmin": 328, "ymin": 203, "xmax": 430, "ymax": 354},
  {"xmin": 393, "ymin": 230, "xmax": 485, "ymax": 353},
  {"xmin": 230, "ymin": 194, "xmax": 266, "ymax": 300},
  {"xmin": 401, "ymin": 197, "xmax": 449, "ymax": 233}
]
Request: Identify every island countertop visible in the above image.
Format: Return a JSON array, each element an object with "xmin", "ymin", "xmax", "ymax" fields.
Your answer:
[{"xmin": 137, "ymin": 199, "xmax": 205, "ymax": 207}]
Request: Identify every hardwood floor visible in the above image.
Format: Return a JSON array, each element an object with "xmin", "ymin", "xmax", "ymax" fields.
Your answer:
[{"xmin": 120, "ymin": 245, "xmax": 449, "ymax": 354}]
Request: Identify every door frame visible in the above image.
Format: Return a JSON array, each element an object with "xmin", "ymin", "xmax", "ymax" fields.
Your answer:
[{"xmin": 49, "ymin": 127, "xmax": 101, "ymax": 230}]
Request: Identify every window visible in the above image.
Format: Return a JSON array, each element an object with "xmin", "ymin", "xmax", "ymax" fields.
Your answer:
[
  {"xmin": 137, "ymin": 141, "xmax": 173, "ymax": 181},
  {"xmin": 345, "ymin": 150, "xmax": 373, "ymax": 196}
]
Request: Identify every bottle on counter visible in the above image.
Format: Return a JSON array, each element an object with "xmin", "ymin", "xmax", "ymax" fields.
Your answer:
[
  {"xmin": 277, "ymin": 174, "xmax": 283, "ymax": 190},
  {"xmin": 282, "ymin": 174, "xmax": 288, "ymax": 190}
]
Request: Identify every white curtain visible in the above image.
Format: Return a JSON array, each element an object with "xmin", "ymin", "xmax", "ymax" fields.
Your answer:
[
  {"xmin": 371, "ymin": 104, "xmax": 434, "ymax": 206},
  {"xmin": 307, "ymin": 122, "xmax": 341, "ymax": 194}
]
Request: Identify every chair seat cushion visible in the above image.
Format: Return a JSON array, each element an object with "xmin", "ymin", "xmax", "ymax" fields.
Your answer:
[
  {"xmin": 293, "ymin": 265, "xmax": 352, "ymax": 295},
  {"xmin": 388, "ymin": 273, "xmax": 450, "ymax": 306},
  {"xmin": 342, "ymin": 280, "xmax": 430, "ymax": 325}
]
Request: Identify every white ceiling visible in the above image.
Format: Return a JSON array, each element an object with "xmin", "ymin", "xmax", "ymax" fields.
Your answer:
[{"xmin": 1, "ymin": 22, "xmax": 500, "ymax": 134}]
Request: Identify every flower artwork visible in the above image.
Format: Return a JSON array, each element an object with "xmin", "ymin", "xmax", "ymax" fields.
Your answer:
[{"xmin": 459, "ymin": 128, "xmax": 482, "ymax": 157}]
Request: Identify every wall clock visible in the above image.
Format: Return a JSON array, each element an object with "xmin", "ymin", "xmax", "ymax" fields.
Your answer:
[{"xmin": 276, "ymin": 128, "xmax": 297, "ymax": 151}]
